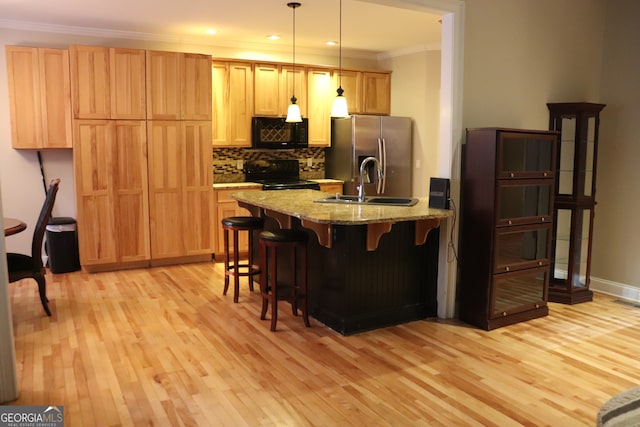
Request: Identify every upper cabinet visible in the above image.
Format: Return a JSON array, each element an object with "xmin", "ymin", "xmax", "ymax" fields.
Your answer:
[
  {"xmin": 254, "ymin": 63, "xmax": 308, "ymax": 118},
  {"xmin": 307, "ymin": 68, "xmax": 333, "ymax": 147},
  {"xmin": 146, "ymin": 50, "xmax": 212, "ymax": 120},
  {"xmin": 362, "ymin": 72, "xmax": 391, "ymax": 115},
  {"xmin": 6, "ymin": 46, "xmax": 72, "ymax": 148},
  {"xmin": 212, "ymin": 60, "xmax": 253, "ymax": 147},
  {"xmin": 332, "ymin": 69, "xmax": 362, "ymax": 115},
  {"xmin": 70, "ymin": 45, "xmax": 146, "ymax": 120}
]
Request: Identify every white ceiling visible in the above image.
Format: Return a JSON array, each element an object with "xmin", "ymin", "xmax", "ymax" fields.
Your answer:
[{"xmin": 0, "ymin": 0, "xmax": 443, "ymax": 57}]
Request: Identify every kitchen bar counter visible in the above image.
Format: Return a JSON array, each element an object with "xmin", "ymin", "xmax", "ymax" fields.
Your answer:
[{"xmin": 231, "ymin": 189, "xmax": 452, "ymax": 335}]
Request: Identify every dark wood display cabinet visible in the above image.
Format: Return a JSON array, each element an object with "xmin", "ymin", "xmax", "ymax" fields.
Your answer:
[
  {"xmin": 459, "ymin": 128, "xmax": 558, "ymax": 330},
  {"xmin": 547, "ymin": 102, "xmax": 606, "ymax": 304}
]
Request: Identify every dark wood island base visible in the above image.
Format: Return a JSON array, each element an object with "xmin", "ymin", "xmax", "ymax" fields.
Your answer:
[{"xmin": 233, "ymin": 189, "xmax": 452, "ymax": 336}]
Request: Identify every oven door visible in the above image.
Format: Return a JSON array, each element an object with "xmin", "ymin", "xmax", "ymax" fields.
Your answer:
[{"xmin": 252, "ymin": 117, "xmax": 308, "ymax": 149}]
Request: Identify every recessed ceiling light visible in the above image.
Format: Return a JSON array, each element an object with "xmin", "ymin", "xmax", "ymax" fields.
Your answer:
[
  {"xmin": 326, "ymin": 41, "xmax": 337, "ymax": 46},
  {"xmin": 267, "ymin": 35, "xmax": 280, "ymax": 41},
  {"xmin": 206, "ymin": 29, "xmax": 217, "ymax": 35}
]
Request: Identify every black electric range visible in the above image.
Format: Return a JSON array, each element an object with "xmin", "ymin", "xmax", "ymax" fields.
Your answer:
[{"xmin": 244, "ymin": 159, "xmax": 320, "ymax": 190}]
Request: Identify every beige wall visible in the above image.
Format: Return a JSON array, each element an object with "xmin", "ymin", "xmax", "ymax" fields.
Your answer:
[
  {"xmin": 591, "ymin": 0, "xmax": 640, "ymax": 295},
  {"xmin": 463, "ymin": 0, "xmax": 605, "ymax": 129}
]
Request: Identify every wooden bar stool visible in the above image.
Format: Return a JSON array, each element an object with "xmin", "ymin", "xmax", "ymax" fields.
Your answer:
[
  {"xmin": 222, "ymin": 216, "xmax": 264, "ymax": 303},
  {"xmin": 258, "ymin": 229, "xmax": 310, "ymax": 332}
]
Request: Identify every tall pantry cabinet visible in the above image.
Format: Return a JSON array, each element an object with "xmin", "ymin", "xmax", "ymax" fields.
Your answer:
[
  {"xmin": 459, "ymin": 128, "xmax": 558, "ymax": 330},
  {"xmin": 71, "ymin": 45, "xmax": 213, "ymax": 271}
]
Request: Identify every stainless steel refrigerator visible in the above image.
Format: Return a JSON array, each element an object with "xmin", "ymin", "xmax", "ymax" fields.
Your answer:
[{"xmin": 326, "ymin": 115, "xmax": 412, "ymax": 197}]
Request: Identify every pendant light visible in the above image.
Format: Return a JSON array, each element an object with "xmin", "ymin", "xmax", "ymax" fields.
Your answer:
[
  {"xmin": 286, "ymin": 2, "xmax": 303, "ymax": 123},
  {"xmin": 330, "ymin": 0, "xmax": 349, "ymax": 118}
]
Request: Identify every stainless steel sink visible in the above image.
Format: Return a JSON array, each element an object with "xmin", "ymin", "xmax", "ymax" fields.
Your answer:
[{"xmin": 315, "ymin": 195, "xmax": 418, "ymax": 206}]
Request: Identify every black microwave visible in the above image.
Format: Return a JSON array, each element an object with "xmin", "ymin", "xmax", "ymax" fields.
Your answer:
[{"xmin": 251, "ymin": 117, "xmax": 309, "ymax": 149}]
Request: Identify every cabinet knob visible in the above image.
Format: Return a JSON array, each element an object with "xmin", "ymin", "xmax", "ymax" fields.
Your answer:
[
  {"xmin": 543, "ymin": 172, "xmax": 548, "ymax": 177},
  {"xmin": 538, "ymin": 261, "xmax": 543, "ymax": 266},
  {"xmin": 541, "ymin": 217, "xmax": 545, "ymax": 222},
  {"xmin": 502, "ymin": 312, "xmax": 507, "ymax": 317},
  {"xmin": 505, "ymin": 267, "xmax": 510, "ymax": 272},
  {"xmin": 535, "ymin": 303, "xmax": 540, "ymax": 309},
  {"xmin": 508, "ymin": 220, "xmax": 513, "ymax": 225},
  {"xmin": 510, "ymin": 172, "xmax": 515, "ymax": 178}
]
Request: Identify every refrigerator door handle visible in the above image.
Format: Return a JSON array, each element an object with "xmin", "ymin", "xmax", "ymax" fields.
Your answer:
[{"xmin": 378, "ymin": 137, "xmax": 387, "ymax": 194}]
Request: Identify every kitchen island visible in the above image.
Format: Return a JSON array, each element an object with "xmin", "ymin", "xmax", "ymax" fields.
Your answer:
[{"xmin": 232, "ymin": 189, "xmax": 453, "ymax": 335}]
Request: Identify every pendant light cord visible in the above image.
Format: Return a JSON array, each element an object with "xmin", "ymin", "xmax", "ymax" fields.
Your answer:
[
  {"xmin": 291, "ymin": 2, "xmax": 297, "ymax": 100},
  {"xmin": 339, "ymin": 0, "xmax": 342, "ymax": 89}
]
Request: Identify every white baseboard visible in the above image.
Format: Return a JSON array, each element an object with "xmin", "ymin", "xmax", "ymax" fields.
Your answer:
[{"xmin": 591, "ymin": 276, "xmax": 640, "ymax": 303}]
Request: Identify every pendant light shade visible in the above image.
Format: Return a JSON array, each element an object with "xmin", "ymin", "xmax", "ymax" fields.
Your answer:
[
  {"xmin": 331, "ymin": 0, "xmax": 349, "ymax": 118},
  {"xmin": 286, "ymin": 2, "xmax": 303, "ymax": 123}
]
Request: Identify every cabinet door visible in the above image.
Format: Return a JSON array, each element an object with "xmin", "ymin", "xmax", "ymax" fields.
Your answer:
[
  {"xmin": 494, "ymin": 224, "xmax": 551, "ymax": 273},
  {"xmin": 39, "ymin": 49, "xmax": 73, "ymax": 148},
  {"xmin": 182, "ymin": 121, "xmax": 214, "ymax": 255},
  {"xmin": 70, "ymin": 45, "xmax": 110, "ymax": 119},
  {"xmin": 147, "ymin": 121, "xmax": 185, "ymax": 258},
  {"xmin": 214, "ymin": 189, "xmax": 255, "ymax": 255},
  {"xmin": 307, "ymin": 68, "xmax": 333, "ymax": 147},
  {"xmin": 280, "ymin": 65, "xmax": 307, "ymax": 117},
  {"xmin": 74, "ymin": 120, "xmax": 150, "ymax": 267},
  {"xmin": 319, "ymin": 183, "xmax": 344, "ymax": 195},
  {"xmin": 6, "ymin": 47, "xmax": 72, "ymax": 149},
  {"xmin": 110, "ymin": 48, "xmax": 146, "ymax": 119},
  {"xmin": 332, "ymin": 69, "xmax": 362, "ymax": 114},
  {"xmin": 212, "ymin": 61, "xmax": 253, "ymax": 147},
  {"xmin": 490, "ymin": 267, "xmax": 548, "ymax": 319},
  {"xmin": 74, "ymin": 120, "xmax": 117, "ymax": 265},
  {"xmin": 146, "ymin": 50, "xmax": 181, "ymax": 120},
  {"xmin": 212, "ymin": 61, "xmax": 229, "ymax": 145},
  {"xmin": 5, "ymin": 46, "xmax": 42, "ymax": 148},
  {"xmin": 498, "ymin": 132, "xmax": 556, "ymax": 179},
  {"xmin": 254, "ymin": 63, "xmax": 280, "ymax": 116},
  {"xmin": 497, "ymin": 180, "xmax": 554, "ymax": 226},
  {"xmin": 362, "ymin": 72, "xmax": 390, "ymax": 115},
  {"xmin": 182, "ymin": 53, "xmax": 212, "ymax": 120}
]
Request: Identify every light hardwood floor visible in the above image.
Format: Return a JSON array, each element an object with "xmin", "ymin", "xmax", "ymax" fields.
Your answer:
[{"xmin": 7, "ymin": 261, "xmax": 640, "ymax": 426}]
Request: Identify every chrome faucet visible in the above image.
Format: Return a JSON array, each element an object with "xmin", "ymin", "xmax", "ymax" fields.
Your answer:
[{"xmin": 358, "ymin": 156, "xmax": 384, "ymax": 202}]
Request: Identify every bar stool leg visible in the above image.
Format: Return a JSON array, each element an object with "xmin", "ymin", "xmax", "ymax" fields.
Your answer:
[
  {"xmin": 300, "ymin": 244, "xmax": 310, "ymax": 327},
  {"xmin": 259, "ymin": 241, "xmax": 269, "ymax": 321},
  {"xmin": 269, "ymin": 245, "xmax": 278, "ymax": 332},
  {"xmin": 233, "ymin": 229, "xmax": 241, "ymax": 303},
  {"xmin": 247, "ymin": 230, "xmax": 255, "ymax": 292},
  {"xmin": 223, "ymin": 228, "xmax": 230, "ymax": 297}
]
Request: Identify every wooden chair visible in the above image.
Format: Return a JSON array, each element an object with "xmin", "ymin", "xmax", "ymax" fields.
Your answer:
[{"xmin": 7, "ymin": 178, "xmax": 60, "ymax": 316}]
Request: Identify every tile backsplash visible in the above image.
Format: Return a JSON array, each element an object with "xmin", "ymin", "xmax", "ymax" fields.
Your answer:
[{"xmin": 213, "ymin": 147, "xmax": 325, "ymax": 183}]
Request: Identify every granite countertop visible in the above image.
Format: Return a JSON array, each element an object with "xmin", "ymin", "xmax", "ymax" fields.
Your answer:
[{"xmin": 231, "ymin": 189, "xmax": 453, "ymax": 225}]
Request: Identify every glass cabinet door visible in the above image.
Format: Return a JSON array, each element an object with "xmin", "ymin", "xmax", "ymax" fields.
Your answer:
[
  {"xmin": 494, "ymin": 225, "xmax": 551, "ymax": 273},
  {"xmin": 555, "ymin": 115, "xmax": 598, "ymax": 198},
  {"xmin": 490, "ymin": 268, "xmax": 548, "ymax": 319},
  {"xmin": 498, "ymin": 132, "xmax": 555, "ymax": 178},
  {"xmin": 551, "ymin": 206, "xmax": 593, "ymax": 290},
  {"xmin": 497, "ymin": 181, "xmax": 553, "ymax": 226}
]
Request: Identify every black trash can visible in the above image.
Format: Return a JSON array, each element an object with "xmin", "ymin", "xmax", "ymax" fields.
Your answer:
[{"xmin": 46, "ymin": 217, "xmax": 81, "ymax": 274}]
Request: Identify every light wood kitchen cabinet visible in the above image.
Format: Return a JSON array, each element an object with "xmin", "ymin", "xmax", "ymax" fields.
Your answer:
[
  {"xmin": 362, "ymin": 72, "xmax": 391, "ymax": 115},
  {"xmin": 182, "ymin": 53, "xmax": 212, "ymax": 120},
  {"xmin": 109, "ymin": 48, "xmax": 146, "ymax": 119},
  {"xmin": 213, "ymin": 186, "xmax": 262, "ymax": 258},
  {"xmin": 254, "ymin": 63, "xmax": 307, "ymax": 118},
  {"xmin": 5, "ymin": 46, "xmax": 72, "ymax": 149},
  {"xmin": 253, "ymin": 63, "xmax": 280, "ymax": 116},
  {"xmin": 73, "ymin": 120, "xmax": 150, "ymax": 269},
  {"xmin": 307, "ymin": 68, "xmax": 333, "ymax": 147},
  {"xmin": 332, "ymin": 69, "xmax": 362, "ymax": 115},
  {"xmin": 212, "ymin": 61, "xmax": 253, "ymax": 147},
  {"xmin": 147, "ymin": 121, "xmax": 214, "ymax": 260},
  {"xmin": 319, "ymin": 182, "xmax": 344, "ymax": 195},
  {"xmin": 70, "ymin": 45, "xmax": 146, "ymax": 120},
  {"xmin": 146, "ymin": 50, "xmax": 211, "ymax": 120}
]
